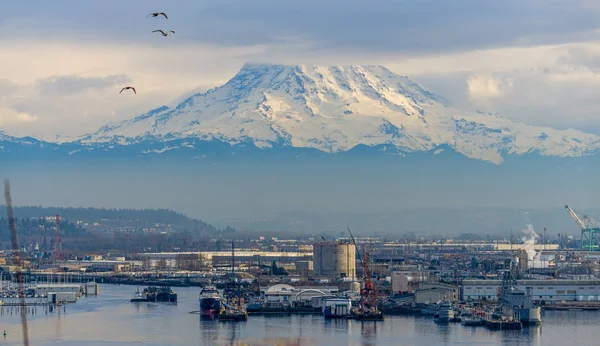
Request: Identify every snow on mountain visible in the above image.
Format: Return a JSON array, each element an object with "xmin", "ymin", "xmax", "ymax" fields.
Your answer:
[
  {"xmin": 0, "ymin": 130, "xmax": 56, "ymax": 154},
  {"xmin": 79, "ymin": 63, "xmax": 600, "ymax": 164}
]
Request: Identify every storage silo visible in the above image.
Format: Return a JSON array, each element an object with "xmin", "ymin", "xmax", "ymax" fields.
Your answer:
[{"xmin": 313, "ymin": 242, "xmax": 356, "ymax": 279}]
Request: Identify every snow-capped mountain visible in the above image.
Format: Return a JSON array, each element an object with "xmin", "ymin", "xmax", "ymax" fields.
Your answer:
[
  {"xmin": 44, "ymin": 64, "xmax": 600, "ymax": 163},
  {"xmin": 0, "ymin": 130, "xmax": 53, "ymax": 152}
]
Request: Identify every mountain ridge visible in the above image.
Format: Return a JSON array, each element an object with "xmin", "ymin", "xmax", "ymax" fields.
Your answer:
[
  {"xmin": 75, "ymin": 63, "xmax": 600, "ymax": 164},
  {"xmin": 2, "ymin": 63, "xmax": 600, "ymax": 164}
]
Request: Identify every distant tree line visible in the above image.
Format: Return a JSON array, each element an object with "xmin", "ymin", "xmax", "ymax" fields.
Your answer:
[
  {"xmin": 0, "ymin": 206, "xmax": 236, "ymax": 255},
  {"xmin": 0, "ymin": 206, "xmax": 220, "ymax": 233}
]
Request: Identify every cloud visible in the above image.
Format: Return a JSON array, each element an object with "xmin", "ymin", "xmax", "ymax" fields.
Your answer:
[
  {"xmin": 467, "ymin": 74, "xmax": 513, "ymax": 101},
  {"xmin": 1, "ymin": 1, "xmax": 600, "ymax": 54},
  {"xmin": 0, "ymin": 108, "xmax": 38, "ymax": 127},
  {"xmin": 0, "ymin": 1, "xmax": 600, "ymax": 139},
  {"xmin": 35, "ymin": 75, "xmax": 130, "ymax": 96},
  {"xmin": 0, "ymin": 79, "xmax": 18, "ymax": 97}
]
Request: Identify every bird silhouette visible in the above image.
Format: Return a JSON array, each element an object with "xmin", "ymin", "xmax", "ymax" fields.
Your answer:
[
  {"xmin": 146, "ymin": 12, "xmax": 168, "ymax": 19},
  {"xmin": 152, "ymin": 29, "xmax": 175, "ymax": 37},
  {"xmin": 119, "ymin": 86, "xmax": 136, "ymax": 94}
]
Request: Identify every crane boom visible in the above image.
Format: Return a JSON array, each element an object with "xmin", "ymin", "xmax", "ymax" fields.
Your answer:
[
  {"xmin": 565, "ymin": 205, "xmax": 600, "ymax": 251},
  {"xmin": 347, "ymin": 227, "xmax": 364, "ymax": 268},
  {"xmin": 565, "ymin": 205, "xmax": 586, "ymax": 231}
]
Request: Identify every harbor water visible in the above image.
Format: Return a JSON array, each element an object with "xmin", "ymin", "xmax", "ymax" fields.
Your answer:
[{"xmin": 0, "ymin": 284, "xmax": 597, "ymax": 345}]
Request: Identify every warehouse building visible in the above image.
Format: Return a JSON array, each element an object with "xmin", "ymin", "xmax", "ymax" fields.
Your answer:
[{"xmin": 462, "ymin": 279, "xmax": 600, "ymax": 302}]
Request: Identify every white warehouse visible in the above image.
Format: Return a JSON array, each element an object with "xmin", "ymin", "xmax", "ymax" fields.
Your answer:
[{"xmin": 462, "ymin": 280, "xmax": 600, "ymax": 302}]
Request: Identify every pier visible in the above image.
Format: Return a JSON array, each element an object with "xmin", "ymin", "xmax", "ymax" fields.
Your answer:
[{"xmin": 483, "ymin": 319, "xmax": 522, "ymax": 330}]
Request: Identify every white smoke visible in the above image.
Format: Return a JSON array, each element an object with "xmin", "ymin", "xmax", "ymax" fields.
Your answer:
[{"xmin": 521, "ymin": 224, "xmax": 540, "ymax": 262}]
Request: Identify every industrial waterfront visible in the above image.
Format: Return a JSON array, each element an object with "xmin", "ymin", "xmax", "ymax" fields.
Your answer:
[{"xmin": 0, "ymin": 284, "xmax": 594, "ymax": 345}]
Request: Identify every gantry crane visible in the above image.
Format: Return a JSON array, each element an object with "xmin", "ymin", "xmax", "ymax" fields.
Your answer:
[{"xmin": 565, "ymin": 205, "xmax": 600, "ymax": 251}]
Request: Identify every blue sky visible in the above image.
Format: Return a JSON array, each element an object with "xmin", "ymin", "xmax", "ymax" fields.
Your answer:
[{"xmin": 2, "ymin": 0, "xmax": 600, "ymax": 138}]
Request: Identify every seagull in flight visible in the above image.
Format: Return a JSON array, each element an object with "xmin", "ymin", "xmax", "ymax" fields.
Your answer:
[
  {"xmin": 146, "ymin": 12, "xmax": 168, "ymax": 19},
  {"xmin": 119, "ymin": 86, "xmax": 136, "ymax": 94},
  {"xmin": 152, "ymin": 29, "xmax": 175, "ymax": 37}
]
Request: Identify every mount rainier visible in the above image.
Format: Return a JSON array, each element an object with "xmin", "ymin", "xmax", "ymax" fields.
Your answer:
[{"xmin": 4, "ymin": 63, "xmax": 600, "ymax": 164}]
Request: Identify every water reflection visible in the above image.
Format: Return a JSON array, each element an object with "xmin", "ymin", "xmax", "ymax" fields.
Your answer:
[
  {"xmin": 434, "ymin": 322, "xmax": 451, "ymax": 344},
  {"xmin": 199, "ymin": 314, "xmax": 220, "ymax": 345},
  {"xmin": 360, "ymin": 321, "xmax": 378, "ymax": 346},
  {"xmin": 0, "ymin": 285, "xmax": 595, "ymax": 346}
]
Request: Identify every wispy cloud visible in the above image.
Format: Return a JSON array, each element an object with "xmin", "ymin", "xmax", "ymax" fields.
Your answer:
[
  {"xmin": 0, "ymin": 108, "xmax": 38, "ymax": 127},
  {"xmin": 36, "ymin": 75, "xmax": 130, "ymax": 96},
  {"xmin": 0, "ymin": 1, "xmax": 600, "ymax": 138}
]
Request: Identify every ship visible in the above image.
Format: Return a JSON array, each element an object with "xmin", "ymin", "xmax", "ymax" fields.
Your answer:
[
  {"xmin": 497, "ymin": 270, "xmax": 541, "ymax": 325},
  {"xmin": 460, "ymin": 313, "xmax": 483, "ymax": 326},
  {"xmin": 130, "ymin": 288, "xmax": 147, "ymax": 303},
  {"xmin": 420, "ymin": 302, "xmax": 438, "ymax": 316},
  {"xmin": 144, "ymin": 286, "xmax": 177, "ymax": 303},
  {"xmin": 199, "ymin": 285, "xmax": 222, "ymax": 315},
  {"xmin": 434, "ymin": 301, "xmax": 455, "ymax": 323}
]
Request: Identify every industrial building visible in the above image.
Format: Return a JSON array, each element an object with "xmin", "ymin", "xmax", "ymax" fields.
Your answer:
[
  {"xmin": 313, "ymin": 242, "xmax": 356, "ymax": 279},
  {"xmin": 462, "ymin": 279, "xmax": 600, "ymax": 302},
  {"xmin": 392, "ymin": 271, "xmax": 431, "ymax": 293},
  {"xmin": 138, "ymin": 250, "xmax": 312, "ymax": 268}
]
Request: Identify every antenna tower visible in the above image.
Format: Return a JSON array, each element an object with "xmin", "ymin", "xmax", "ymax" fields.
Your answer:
[{"xmin": 53, "ymin": 214, "xmax": 64, "ymax": 262}]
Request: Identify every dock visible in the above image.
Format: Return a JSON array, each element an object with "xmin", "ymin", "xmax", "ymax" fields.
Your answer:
[
  {"xmin": 219, "ymin": 312, "xmax": 248, "ymax": 322},
  {"xmin": 483, "ymin": 319, "xmax": 522, "ymax": 330}
]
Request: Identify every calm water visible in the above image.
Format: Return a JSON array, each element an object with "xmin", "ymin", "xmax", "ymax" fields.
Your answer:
[{"xmin": 0, "ymin": 284, "xmax": 597, "ymax": 345}]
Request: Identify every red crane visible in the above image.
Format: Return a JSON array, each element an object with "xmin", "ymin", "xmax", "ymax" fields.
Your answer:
[
  {"xmin": 360, "ymin": 243, "xmax": 378, "ymax": 313},
  {"xmin": 347, "ymin": 228, "xmax": 382, "ymax": 319}
]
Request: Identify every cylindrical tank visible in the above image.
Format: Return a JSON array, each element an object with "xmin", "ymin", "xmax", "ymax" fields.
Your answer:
[
  {"xmin": 335, "ymin": 243, "xmax": 356, "ymax": 279},
  {"xmin": 313, "ymin": 242, "xmax": 356, "ymax": 279}
]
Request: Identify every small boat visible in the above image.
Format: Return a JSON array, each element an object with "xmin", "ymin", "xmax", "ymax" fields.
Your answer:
[
  {"xmin": 434, "ymin": 302, "xmax": 455, "ymax": 323},
  {"xmin": 460, "ymin": 313, "xmax": 483, "ymax": 326},
  {"xmin": 421, "ymin": 302, "xmax": 438, "ymax": 316},
  {"xmin": 130, "ymin": 288, "xmax": 146, "ymax": 303}
]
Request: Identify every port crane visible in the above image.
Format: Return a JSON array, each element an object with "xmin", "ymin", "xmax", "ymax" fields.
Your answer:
[
  {"xmin": 565, "ymin": 205, "xmax": 600, "ymax": 251},
  {"xmin": 347, "ymin": 227, "xmax": 382, "ymax": 319}
]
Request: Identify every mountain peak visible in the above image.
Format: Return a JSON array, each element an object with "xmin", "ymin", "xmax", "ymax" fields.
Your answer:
[{"xmin": 75, "ymin": 63, "xmax": 600, "ymax": 164}]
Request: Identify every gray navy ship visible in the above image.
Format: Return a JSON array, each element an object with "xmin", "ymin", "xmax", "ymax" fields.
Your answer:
[{"xmin": 497, "ymin": 270, "xmax": 541, "ymax": 325}]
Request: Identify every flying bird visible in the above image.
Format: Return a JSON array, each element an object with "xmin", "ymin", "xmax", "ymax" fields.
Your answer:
[
  {"xmin": 152, "ymin": 29, "xmax": 175, "ymax": 37},
  {"xmin": 119, "ymin": 86, "xmax": 136, "ymax": 94},
  {"xmin": 146, "ymin": 12, "xmax": 168, "ymax": 19}
]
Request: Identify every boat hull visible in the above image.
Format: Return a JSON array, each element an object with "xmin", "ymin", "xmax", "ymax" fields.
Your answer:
[
  {"xmin": 200, "ymin": 297, "xmax": 221, "ymax": 315},
  {"xmin": 519, "ymin": 307, "xmax": 542, "ymax": 325}
]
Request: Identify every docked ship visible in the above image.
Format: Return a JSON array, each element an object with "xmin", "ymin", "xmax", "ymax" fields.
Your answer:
[
  {"xmin": 420, "ymin": 302, "xmax": 438, "ymax": 316},
  {"xmin": 434, "ymin": 301, "xmax": 455, "ymax": 323},
  {"xmin": 497, "ymin": 270, "xmax": 541, "ymax": 325},
  {"xmin": 199, "ymin": 285, "xmax": 222, "ymax": 315}
]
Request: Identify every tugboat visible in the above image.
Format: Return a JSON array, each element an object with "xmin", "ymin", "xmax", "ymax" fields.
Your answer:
[
  {"xmin": 199, "ymin": 285, "xmax": 222, "ymax": 316},
  {"xmin": 130, "ymin": 288, "xmax": 147, "ymax": 303},
  {"xmin": 497, "ymin": 269, "xmax": 541, "ymax": 325}
]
